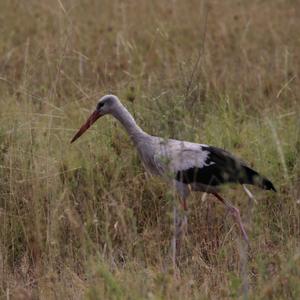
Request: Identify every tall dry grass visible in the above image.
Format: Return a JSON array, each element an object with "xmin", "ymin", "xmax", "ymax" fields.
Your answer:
[{"xmin": 0, "ymin": 0, "xmax": 299, "ymax": 299}]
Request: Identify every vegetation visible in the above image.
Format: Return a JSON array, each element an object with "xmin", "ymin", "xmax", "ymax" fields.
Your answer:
[{"xmin": 0, "ymin": 0, "xmax": 299, "ymax": 299}]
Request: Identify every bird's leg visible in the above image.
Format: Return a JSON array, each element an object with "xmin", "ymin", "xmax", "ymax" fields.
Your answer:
[
  {"xmin": 180, "ymin": 197, "xmax": 188, "ymax": 233},
  {"xmin": 181, "ymin": 197, "xmax": 188, "ymax": 211},
  {"xmin": 212, "ymin": 192, "xmax": 249, "ymax": 243},
  {"xmin": 242, "ymin": 185, "xmax": 257, "ymax": 205},
  {"xmin": 171, "ymin": 205, "xmax": 179, "ymax": 270},
  {"xmin": 171, "ymin": 198, "xmax": 188, "ymax": 269},
  {"xmin": 177, "ymin": 198, "xmax": 189, "ymax": 256}
]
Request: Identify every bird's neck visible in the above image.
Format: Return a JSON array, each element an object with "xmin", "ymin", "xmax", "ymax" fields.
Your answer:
[{"xmin": 112, "ymin": 104, "xmax": 148, "ymax": 144}]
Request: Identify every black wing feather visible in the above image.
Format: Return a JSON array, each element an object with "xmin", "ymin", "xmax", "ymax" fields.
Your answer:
[{"xmin": 176, "ymin": 146, "xmax": 276, "ymax": 191}]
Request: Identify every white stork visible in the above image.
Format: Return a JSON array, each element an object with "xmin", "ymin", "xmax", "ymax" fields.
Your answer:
[{"xmin": 71, "ymin": 95, "xmax": 276, "ymax": 258}]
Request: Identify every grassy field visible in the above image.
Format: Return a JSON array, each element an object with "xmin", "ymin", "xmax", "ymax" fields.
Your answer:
[{"xmin": 0, "ymin": 0, "xmax": 299, "ymax": 299}]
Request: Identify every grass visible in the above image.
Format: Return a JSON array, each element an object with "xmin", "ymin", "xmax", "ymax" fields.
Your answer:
[{"xmin": 0, "ymin": 0, "xmax": 299, "ymax": 299}]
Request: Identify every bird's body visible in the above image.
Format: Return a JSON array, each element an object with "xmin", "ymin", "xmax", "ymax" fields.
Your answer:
[
  {"xmin": 137, "ymin": 135, "xmax": 276, "ymax": 195},
  {"xmin": 71, "ymin": 95, "xmax": 276, "ymax": 245},
  {"xmin": 136, "ymin": 135, "xmax": 269, "ymax": 196}
]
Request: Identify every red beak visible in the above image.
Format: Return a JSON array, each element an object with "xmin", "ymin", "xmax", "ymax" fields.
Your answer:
[{"xmin": 70, "ymin": 110, "xmax": 102, "ymax": 143}]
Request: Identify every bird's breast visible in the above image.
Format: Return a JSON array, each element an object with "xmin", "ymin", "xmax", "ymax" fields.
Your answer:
[{"xmin": 136, "ymin": 145, "xmax": 162, "ymax": 176}]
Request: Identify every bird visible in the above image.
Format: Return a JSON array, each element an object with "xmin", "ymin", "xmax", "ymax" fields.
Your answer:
[{"xmin": 70, "ymin": 94, "xmax": 276, "ymax": 253}]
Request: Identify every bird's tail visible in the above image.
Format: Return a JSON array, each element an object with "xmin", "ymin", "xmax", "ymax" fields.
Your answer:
[{"xmin": 241, "ymin": 166, "xmax": 277, "ymax": 192}]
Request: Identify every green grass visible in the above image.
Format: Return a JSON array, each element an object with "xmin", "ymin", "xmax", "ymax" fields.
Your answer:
[{"xmin": 0, "ymin": 0, "xmax": 299, "ymax": 299}]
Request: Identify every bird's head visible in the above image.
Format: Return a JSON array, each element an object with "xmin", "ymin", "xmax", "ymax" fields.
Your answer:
[{"xmin": 70, "ymin": 94, "xmax": 120, "ymax": 143}]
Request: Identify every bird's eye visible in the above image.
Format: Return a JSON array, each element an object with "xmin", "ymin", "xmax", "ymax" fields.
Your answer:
[{"xmin": 97, "ymin": 102, "xmax": 104, "ymax": 110}]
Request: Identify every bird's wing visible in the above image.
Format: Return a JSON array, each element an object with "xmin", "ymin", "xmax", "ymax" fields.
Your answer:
[
  {"xmin": 153, "ymin": 140, "xmax": 213, "ymax": 177},
  {"xmin": 174, "ymin": 144, "xmax": 250, "ymax": 185},
  {"xmin": 153, "ymin": 138, "xmax": 276, "ymax": 191},
  {"xmin": 174, "ymin": 145, "xmax": 274, "ymax": 189}
]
